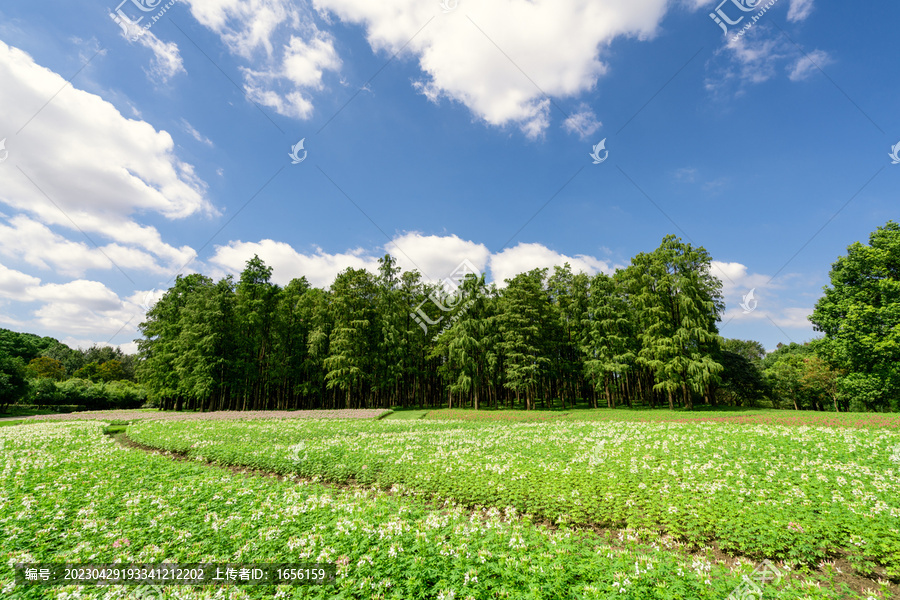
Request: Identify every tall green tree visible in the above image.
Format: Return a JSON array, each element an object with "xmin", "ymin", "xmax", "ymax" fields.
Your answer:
[
  {"xmin": 498, "ymin": 269, "xmax": 552, "ymax": 410},
  {"xmin": 627, "ymin": 235, "xmax": 724, "ymax": 409},
  {"xmin": 809, "ymin": 221, "xmax": 900, "ymax": 411},
  {"xmin": 324, "ymin": 268, "xmax": 377, "ymax": 408},
  {"xmin": 583, "ymin": 272, "xmax": 635, "ymax": 408}
]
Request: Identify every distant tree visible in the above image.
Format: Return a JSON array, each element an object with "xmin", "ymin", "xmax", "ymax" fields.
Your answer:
[
  {"xmin": 715, "ymin": 340, "xmax": 769, "ymax": 407},
  {"xmin": 74, "ymin": 362, "xmax": 101, "ymax": 382},
  {"xmin": 800, "ymin": 355, "xmax": 845, "ymax": 412},
  {"xmin": 0, "ymin": 329, "xmax": 39, "ymax": 361},
  {"xmin": 762, "ymin": 343, "xmax": 822, "ymax": 410},
  {"xmin": 30, "ymin": 378, "xmax": 63, "ymax": 407},
  {"xmin": 40, "ymin": 342, "xmax": 84, "ymax": 375},
  {"xmin": 96, "ymin": 359, "xmax": 127, "ymax": 383},
  {"xmin": 0, "ymin": 356, "xmax": 29, "ymax": 409},
  {"xmin": 547, "ymin": 265, "xmax": 589, "ymax": 410},
  {"xmin": 722, "ymin": 339, "xmax": 767, "ymax": 365},
  {"xmin": 583, "ymin": 272, "xmax": 635, "ymax": 408},
  {"xmin": 809, "ymin": 221, "xmax": 900, "ymax": 411},
  {"xmin": 26, "ymin": 356, "xmax": 67, "ymax": 381}
]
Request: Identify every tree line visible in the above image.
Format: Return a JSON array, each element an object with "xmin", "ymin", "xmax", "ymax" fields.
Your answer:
[
  {"xmin": 0, "ymin": 331, "xmax": 143, "ymax": 410},
  {"xmin": 136, "ymin": 234, "xmax": 731, "ymax": 411},
  {"xmin": 3, "ymin": 222, "xmax": 896, "ymax": 413}
]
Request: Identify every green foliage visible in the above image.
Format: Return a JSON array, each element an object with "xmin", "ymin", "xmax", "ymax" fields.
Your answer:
[
  {"xmin": 25, "ymin": 356, "xmax": 67, "ymax": 381},
  {"xmin": 716, "ymin": 339, "xmax": 769, "ymax": 406},
  {"xmin": 129, "ymin": 416, "xmax": 900, "ymax": 584},
  {"xmin": 133, "ymin": 238, "xmax": 746, "ymax": 413},
  {"xmin": 6, "ymin": 420, "xmax": 882, "ymax": 599},
  {"xmin": 810, "ymin": 220, "xmax": 900, "ymax": 411},
  {"xmin": 0, "ymin": 355, "xmax": 29, "ymax": 408},
  {"xmin": 0, "ymin": 328, "xmax": 65, "ymax": 362}
]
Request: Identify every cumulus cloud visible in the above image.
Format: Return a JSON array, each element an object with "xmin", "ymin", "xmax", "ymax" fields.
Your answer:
[
  {"xmin": 208, "ymin": 239, "xmax": 380, "ymax": 288},
  {"xmin": 490, "ymin": 242, "xmax": 613, "ymax": 285},
  {"xmin": 0, "ymin": 40, "xmax": 208, "ymax": 274},
  {"xmin": 0, "ymin": 261, "xmax": 146, "ymax": 343},
  {"xmin": 0, "ymin": 216, "xmax": 174, "ymax": 277},
  {"xmin": 315, "ymin": 0, "xmax": 670, "ymax": 137},
  {"xmin": 711, "ymin": 261, "xmax": 815, "ymax": 334},
  {"xmin": 207, "ymin": 234, "xmax": 612, "ymax": 290},
  {"xmin": 385, "ymin": 232, "xmax": 491, "ymax": 284},
  {"xmin": 0, "ymin": 262, "xmax": 41, "ymax": 300}
]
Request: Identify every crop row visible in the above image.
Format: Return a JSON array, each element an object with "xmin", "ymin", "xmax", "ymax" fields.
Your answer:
[
  {"xmin": 424, "ymin": 408, "xmax": 900, "ymax": 429},
  {"xmin": 4, "ymin": 421, "xmax": 883, "ymax": 599},
  {"xmin": 127, "ymin": 418, "xmax": 900, "ymax": 580}
]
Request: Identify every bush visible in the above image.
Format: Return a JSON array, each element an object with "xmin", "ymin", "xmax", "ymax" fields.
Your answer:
[
  {"xmin": 29, "ymin": 379, "xmax": 148, "ymax": 411},
  {"xmin": 29, "ymin": 378, "xmax": 64, "ymax": 407}
]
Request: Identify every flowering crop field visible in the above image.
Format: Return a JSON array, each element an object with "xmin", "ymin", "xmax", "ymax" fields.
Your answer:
[
  {"xmin": 3, "ymin": 418, "xmax": 899, "ymax": 599},
  {"xmin": 21, "ymin": 409, "xmax": 391, "ymax": 423},
  {"xmin": 126, "ymin": 418, "xmax": 900, "ymax": 587},
  {"xmin": 425, "ymin": 408, "xmax": 900, "ymax": 429}
]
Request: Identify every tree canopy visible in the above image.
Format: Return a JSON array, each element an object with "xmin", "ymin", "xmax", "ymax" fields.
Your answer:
[
  {"xmin": 809, "ymin": 220, "xmax": 900, "ymax": 411},
  {"xmin": 135, "ymin": 235, "xmax": 728, "ymax": 411}
]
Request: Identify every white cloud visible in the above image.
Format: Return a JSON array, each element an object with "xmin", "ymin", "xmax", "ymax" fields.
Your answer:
[
  {"xmin": 282, "ymin": 34, "xmax": 342, "ymax": 88},
  {"xmin": 183, "ymin": 0, "xmax": 341, "ymax": 119},
  {"xmin": 722, "ymin": 34, "xmax": 788, "ymax": 84},
  {"xmin": 490, "ymin": 242, "xmax": 613, "ymax": 285},
  {"xmin": 315, "ymin": 0, "xmax": 670, "ymax": 137},
  {"xmin": 711, "ymin": 262, "xmax": 816, "ymax": 334},
  {"xmin": 208, "ymin": 234, "xmax": 611, "ymax": 290},
  {"xmin": 0, "ymin": 262, "xmax": 41, "ymax": 300},
  {"xmin": 110, "ymin": 10, "xmax": 185, "ymax": 82},
  {"xmin": 0, "ymin": 40, "xmax": 209, "ymax": 274},
  {"xmin": 0, "ymin": 261, "xmax": 144, "ymax": 343},
  {"xmin": 562, "ymin": 104, "xmax": 602, "ymax": 139},
  {"xmin": 770, "ymin": 306, "xmax": 814, "ymax": 328},
  {"xmin": 787, "ymin": 0, "xmax": 815, "ymax": 22},
  {"xmin": 0, "ymin": 216, "xmax": 174, "ymax": 277},
  {"xmin": 674, "ymin": 167, "xmax": 697, "ymax": 183},
  {"xmin": 138, "ymin": 31, "xmax": 186, "ymax": 82},
  {"xmin": 181, "ymin": 119, "xmax": 214, "ymax": 146},
  {"xmin": 385, "ymin": 232, "xmax": 491, "ymax": 284},
  {"xmin": 787, "ymin": 49, "xmax": 830, "ymax": 81},
  {"xmin": 208, "ymin": 239, "xmax": 380, "ymax": 288},
  {"xmin": 710, "ymin": 260, "xmax": 769, "ymax": 296}
]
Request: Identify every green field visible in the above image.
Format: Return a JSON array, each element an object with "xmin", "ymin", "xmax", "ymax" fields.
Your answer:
[{"xmin": 2, "ymin": 409, "xmax": 898, "ymax": 599}]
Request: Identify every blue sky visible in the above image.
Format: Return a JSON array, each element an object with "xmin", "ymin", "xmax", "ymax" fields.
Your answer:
[{"xmin": 0, "ymin": 0, "xmax": 897, "ymax": 353}]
